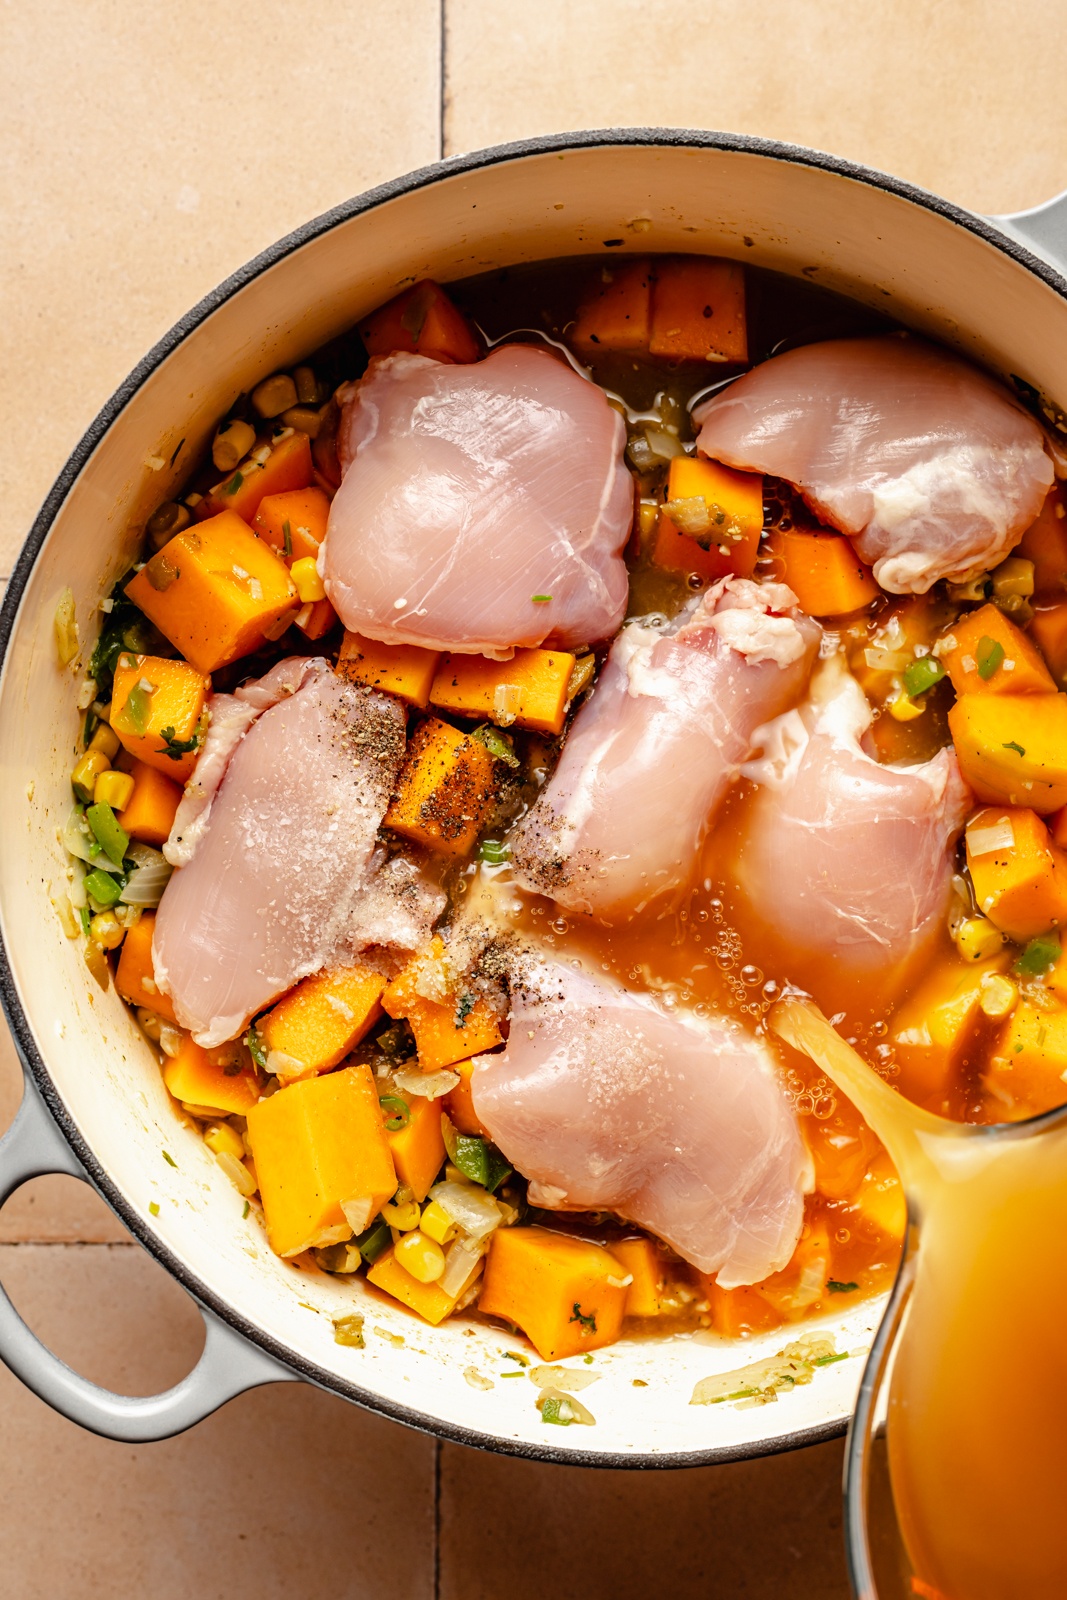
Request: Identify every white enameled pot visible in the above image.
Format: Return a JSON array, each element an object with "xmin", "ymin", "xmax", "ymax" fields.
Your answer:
[{"xmin": 1, "ymin": 131, "xmax": 1065, "ymax": 1463}]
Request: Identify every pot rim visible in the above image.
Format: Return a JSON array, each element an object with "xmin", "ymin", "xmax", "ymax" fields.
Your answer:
[{"xmin": 3, "ymin": 126, "xmax": 1063, "ymax": 1469}]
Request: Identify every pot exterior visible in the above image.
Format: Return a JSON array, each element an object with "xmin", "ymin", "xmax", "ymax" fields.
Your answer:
[{"xmin": 1, "ymin": 132, "xmax": 1063, "ymax": 1463}]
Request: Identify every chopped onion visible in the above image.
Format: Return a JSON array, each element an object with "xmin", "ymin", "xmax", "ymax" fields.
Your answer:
[
  {"xmin": 393, "ymin": 1066, "xmax": 460, "ymax": 1100},
  {"xmin": 863, "ymin": 647, "xmax": 910, "ymax": 672},
  {"xmin": 528, "ymin": 1363, "xmax": 601, "ymax": 1392},
  {"xmin": 537, "ymin": 1387, "xmax": 596, "ymax": 1426},
  {"xmin": 430, "ymin": 1179, "xmax": 502, "ymax": 1242},
  {"xmin": 340, "ymin": 1196, "xmax": 374, "ymax": 1234},
  {"xmin": 119, "ymin": 843, "xmax": 173, "ymax": 906},
  {"xmin": 966, "ymin": 818, "xmax": 1015, "ymax": 857},
  {"xmin": 439, "ymin": 1235, "xmax": 487, "ymax": 1298},
  {"xmin": 62, "ymin": 808, "xmax": 123, "ymax": 874}
]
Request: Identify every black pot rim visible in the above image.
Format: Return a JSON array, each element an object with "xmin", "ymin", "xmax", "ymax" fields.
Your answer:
[{"xmin": 2, "ymin": 126, "xmax": 1063, "ymax": 1470}]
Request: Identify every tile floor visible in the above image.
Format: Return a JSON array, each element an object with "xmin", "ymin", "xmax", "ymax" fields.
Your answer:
[{"xmin": 2, "ymin": 2, "xmax": 1064, "ymax": 1593}]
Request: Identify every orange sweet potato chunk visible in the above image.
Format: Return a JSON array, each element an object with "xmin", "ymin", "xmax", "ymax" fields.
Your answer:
[
  {"xmin": 110, "ymin": 654, "xmax": 209, "ymax": 783},
  {"xmin": 479, "ymin": 1227, "xmax": 629, "ymax": 1360},
  {"xmin": 945, "ymin": 603, "xmax": 1055, "ymax": 697},
  {"xmin": 570, "ymin": 258, "xmax": 653, "ymax": 358},
  {"xmin": 258, "ymin": 962, "xmax": 387, "ymax": 1082},
  {"xmin": 337, "ymin": 632, "xmax": 441, "ymax": 709},
  {"xmin": 649, "ymin": 256, "xmax": 747, "ymax": 363},
  {"xmin": 765, "ymin": 528, "xmax": 879, "ymax": 618},
  {"xmin": 162, "ymin": 1035, "xmax": 260, "ymax": 1117},
  {"xmin": 200, "ymin": 430, "xmax": 313, "ymax": 523},
  {"xmin": 115, "ymin": 757, "xmax": 183, "ymax": 844},
  {"xmin": 654, "ymin": 456, "xmax": 762, "ymax": 583},
  {"xmin": 359, "ymin": 281, "xmax": 481, "ymax": 365},
  {"xmin": 384, "ymin": 717, "xmax": 498, "ymax": 856},
  {"xmin": 429, "ymin": 648, "xmax": 575, "ymax": 736},
  {"xmin": 115, "ymin": 911, "xmax": 175, "ymax": 1023}
]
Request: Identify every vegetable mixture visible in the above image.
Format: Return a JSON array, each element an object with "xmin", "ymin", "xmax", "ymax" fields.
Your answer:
[{"xmin": 55, "ymin": 253, "xmax": 1067, "ymax": 1373}]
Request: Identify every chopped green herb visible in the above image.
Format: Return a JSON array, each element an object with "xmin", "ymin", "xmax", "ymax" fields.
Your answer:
[
  {"xmin": 477, "ymin": 839, "xmax": 511, "ymax": 866},
  {"xmin": 242, "ymin": 1201, "xmax": 250, "ymax": 1219},
  {"xmin": 1015, "ymin": 934, "xmax": 1062, "ymax": 978},
  {"xmin": 82, "ymin": 708, "xmax": 99, "ymax": 749},
  {"xmin": 78, "ymin": 905, "xmax": 91, "ymax": 938},
  {"xmin": 569, "ymin": 1303, "xmax": 598, "ymax": 1335},
  {"xmin": 452, "ymin": 1132, "xmax": 512, "ymax": 1193},
  {"xmin": 500, "ymin": 1370, "xmax": 525, "ymax": 1378},
  {"xmin": 162, "ymin": 1150, "xmax": 177, "ymax": 1169},
  {"xmin": 157, "ymin": 725, "xmax": 200, "ymax": 762},
  {"xmin": 471, "ymin": 723, "xmax": 520, "ymax": 767},
  {"xmin": 282, "ymin": 519, "xmax": 293, "ymax": 559},
  {"xmin": 89, "ymin": 578, "xmax": 165, "ymax": 698},
  {"xmin": 1003, "ymin": 740, "xmax": 1026, "ymax": 757},
  {"xmin": 827, "ymin": 1279, "xmax": 859, "ymax": 1295},
  {"xmin": 379, "ymin": 1094, "xmax": 411, "ymax": 1132},
  {"xmin": 812, "ymin": 1351, "xmax": 850, "ymax": 1368},
  {"xmin": 86, "ymin": 801, "xmax": 129, "ymax": 866},
  {"xmin": 454, "ymin": 993, "xmax": 476, "ymax": 1028},
  {"xmin": 583, "ymin": 1354, "xmax": 594, "ymax": 1364},
  {"xmin": 245, "ymin": 1025, "xmax": 267, "ymax": 1070},
  {"xmin": 531, "ymin": 594, "xmax": 552, "ymax": 604},
  {"xmin": 902, "ymin": 656, "xmax": 945, "ymax": 698},
  {"xmin": 148, "ymin": 1201, "xmax": 160, "ymax": 1217},
  {"xmin": 355, "ymin": 1218, "xmax": 391, "ymax": 1265},
  {"xmin": 84, "ymin": 868, "xmax": 122, "ymax": 907},
  {"xmin": 976, "ymin": 635, "xmax": 1005, "ymax": 680},
  {"xmin": 333, "ymin": 1313, "xmax": 366, "ymax": 1349},
  {"xmin": 222, "ymin": 472, "xmax": 244, "ymax": 496}
]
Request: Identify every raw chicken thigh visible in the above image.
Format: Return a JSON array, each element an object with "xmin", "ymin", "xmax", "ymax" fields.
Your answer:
[
  {"xmin": 471, "ymin": 956, "xmax": 810, "ymax": 1285},
  {"xmin": 693, "ymin": 336, "xmax": 1052, "ymax": 593},
  {"xmin": 509, "ymin": 578, "xmax": 820, "ymax": 918},
  {"xmin": 320, "ymin": 344, "xmax": 633, "ymax": 659},
  {"xmin": 154, "ymin": 658, "xmax": 444, "ymax": 1046},
  {"xmin": 735, "ymin": 655, "xmax": 971, "ymax": 972}
]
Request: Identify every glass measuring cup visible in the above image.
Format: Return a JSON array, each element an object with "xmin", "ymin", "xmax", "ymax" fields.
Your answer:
[{"xmin": 772, "ymin": 998, "xmax": 1067, "ymax": 1600}]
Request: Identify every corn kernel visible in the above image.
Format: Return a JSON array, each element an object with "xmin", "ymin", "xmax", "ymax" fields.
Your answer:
[
  {"xmin": 88, "ymin": 723, "xmax": 121, "ymax": 760},
  {"xmin": 888, "ymin": 693, "xmax": 924, "ymax": 722},
  {"xmin": 280, "ymin": 405, "xmax": 323, "ymax": 438},
  {"xmin": 71, "ymin": 749, "xmax": 111, "ymax": 802},
  {"xmin": 638, "ymin": 500, "xmax": 659, "ymax": 539},
  {"xmin": 980, "ymin": 972, "xmax": 1018, "ymax": 1020},
  {"xmin": 94, "ymin": 769, "xmax": 135, "ymax": 811},
  {"xmin": 252, "ymin": 374, "xmax": 298, "ymax": 419},
  {"xmin": 420, "ymin": 1199, "xmax": 457, "ymax": 1245},
  {"xmin": 211, "ymin": 418, "xmax": 256, "ymax": 473},
  {"xmin": 954, "ymin": 916, "xmax": 1005, "ymax": 963},
  {"xmin": 290, "ymin": 556, "xmax": 326, "ymax": 603},
  {"xmin": 89, "ymin": 910, "xmax": 125, "ymax": 950},
  {"xmin": 381, "ymin": 1198, "xmax": 421, "ymax": 1232},
  {"xmin": 204, "ymin": 1122, "xmax": 246, "ymax": 1162},
  {"xmin": 293, "ymin": 365, "xmax": 319, "ymax": 405},
  {"xmin": 992, "ymin": 556, "xmax": 1035, "ymax": 600},
  {"xmin": 395, "ymin": 1229, "xmax": 446, "ymax": 1283}
]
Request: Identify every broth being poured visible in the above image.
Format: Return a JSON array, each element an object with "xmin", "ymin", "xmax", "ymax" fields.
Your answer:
[{"xmin": 775, "ymin": 999, "xmax": 1067, "ymax": 1600}]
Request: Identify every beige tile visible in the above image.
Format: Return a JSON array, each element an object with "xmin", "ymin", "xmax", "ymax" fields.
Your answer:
[
  {"xmin": 0, "ymin": 0, "xmax": 443, "ymax": 577},
  {"xmin": 0, "ymin": 1242, "xmax": 436, "ymax": 1598},
  {"xmin": 439, "ymin": 1436, "xmax": 849, "ymax": 1599},
  {"xmin": 444, "ymin": 0, "xmax": 1067, "ymax": 217},
  {"xmin": 0, "ymin": 1019, "xmax": 128, "ymax": 1241}
]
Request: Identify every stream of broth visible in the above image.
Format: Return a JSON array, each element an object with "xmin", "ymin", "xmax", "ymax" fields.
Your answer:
[{"xmin": 776, "ymin": 1000, "xmax": 1067, "ymax": 1600}]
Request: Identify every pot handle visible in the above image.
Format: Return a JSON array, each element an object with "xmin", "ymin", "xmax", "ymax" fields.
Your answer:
[
  {"xmin": 0, "ymin": 1068, "xmax": 300, "ymax": 1441},
  {"xmin": 989, "ymin": 186, "xmax": 1067, "ymax": 277}
]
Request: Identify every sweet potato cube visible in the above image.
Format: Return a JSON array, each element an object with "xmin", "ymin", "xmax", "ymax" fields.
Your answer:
[
  {"xmin": 649, "ymin": 256, "xmax": 747, "ymax": 363},
  {"xmin": 110, "ymin": 653, "xmax": 209, "ymax": 783},
  {"xmin": 945, "ymin": 603, "xmax": 1055, "ymax": 697},
  {"xmin": 1029, "ymin": 602, "xmax": 1067, "ymax": 685},
  {"xmin": 162, "ymin": 1035, "xmax": 260, "ymax": 1117},
  {"xmin": 1018, "ymin": 484, "xmax": 1067, "ymax": 600},
  {"xmin": 704, "ymin": 1280, "xmax": 783, "ymax": 1338},
  {"xmin": 200, "ymin": 430, "xmax": 313, "ymax": 523},
  {"xmin": 246, "ymin": 1063, "xmax": 397, "ymax": 1258},
  {"xmin": 115, "ymin": 757, "xmax": 183, "ymax": 846},
  {"xmin": 337, "ymin": 632, "xmax": 441, "ymax": 709},
  {"xmin": 986, "ymin": 1002, "xmax": 1067, "ymax": 1119},
  {"xmin": 570, "ymin": 258, "xmax": 653, "ymax": 358},
  {"xmin": 610, "ymin": 1237, "xmax": 669, "ymax": 1318},
  {"xmin": 478, "ymin": 1227, "xmax": 628, "ymax": 1360},
  {"xmin": 654, "ymin": 455, "xmax": 761, "ymax": 583},
  {"xmin": 384, "ymin": 716, "xmax": 498, "ymax": 856},
  {"xmin": 966, "ymin": 806, "xmax": 1067, "ymax": 939},
  {"xmin": 443, "ymin": 1058, "xmax": 488, "ymax": 1137},
  {"xmin": 258, "ymin": 962, "xmax": 387, "ymax": 1083},
  {"xmin": 126, "ymin": 511, "xmax": 297, "ymax": 674},
  {"xmin": 891, "ymin": 952, "xmax": 1007, "ymax": 1098},
  {"xmin": 294, "ymin": 597, "xmax": 338, "ymax": 642},
  {"xmin": 359, "ymin": 280, "xmax": 481, "ymax": 365},
  {"xmin": 765, "ymin": 528, "xmax": 879, "ymax": 619},
  {"xmin": 852, "ymin": 1151, "xmax": 907, "ymax": 1241},
  {"xmin": 430, "ymin": 648, "xmax": 576, "ymax": 736},
  {"xmin": 116, "ymin": 911, "xmax": 176, "ymax": 1023},
  {"xmin": 252, "ymin": 486, "xmax": 331, "ymax": 561},
  {"xmin": 367, "ymin": 1244, "xmax": 483, "ymax": 1326},
  {"xmin": 382, "ymin": 939, "xmax": 503, "ymax": 1072},
  {"xmin": 948, "ymin": 693, "xmax": 1067, "ymax": 812},
  {"xmin": 386, "ymin": 1096, "xmax": 446, "ymax": 1202}
]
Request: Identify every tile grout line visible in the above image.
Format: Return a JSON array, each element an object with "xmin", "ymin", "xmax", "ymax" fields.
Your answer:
[{"xmin": 432, "ymin": 1435, "xmax": 442, "ymax": 1598}]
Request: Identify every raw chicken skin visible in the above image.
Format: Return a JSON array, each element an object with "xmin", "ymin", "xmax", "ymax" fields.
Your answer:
[
  {"xmin": 471, "ymin": 957, "xmax": 810, "ymax": 1284},
  {"xmin": 154, "ymin": 658, "xmax": 444, "ymax": 1046},
  {"xmin": 321, "ymin": 345, "xmax": 633, "ymax": 659},
  {"xmin": 693, "ymin": 337, "xmax": 1052, "ymax": 593},
  {"xmin": 509, "ymin": 578, "xmax": 820, "ymax": 918},
  {"xmin": 735, "ymin": 655, "xmax": 972, "ymax": 972}
]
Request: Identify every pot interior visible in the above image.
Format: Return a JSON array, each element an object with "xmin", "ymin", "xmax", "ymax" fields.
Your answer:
[{"xmin": 2, "ymin": 137, "xmax": 1062, "ymax": 1461}]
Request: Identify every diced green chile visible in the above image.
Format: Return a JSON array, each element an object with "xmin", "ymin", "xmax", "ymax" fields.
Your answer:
[
  {"xmin": 976, "ymin": 636, "xmax": 1005, "ymax": 681},
  {"xmin": 902, "ymin": 657, "xmax": 945, "ymax": 698},
  {"xmin": 355, "ymin": 1219, "xmax": 392, "ymax": 1265},
  {"xmin": 84, "ymin": 869, "xmax": 123, "ymax": 907},
  {"xmin": 1015, "ymin": 934, "xmax": 1062, "ymax": 977},
  {"xmin": 379, "ymin": 1095, "xmax": 411, "ymax": 1132},
  {"xmin": 453, "ymin": 1132, "xmax": 512, "ymax": 1193},
  {"xmin": 85, "ymin": 802, "xmax": 129, "ymax": 867}
]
